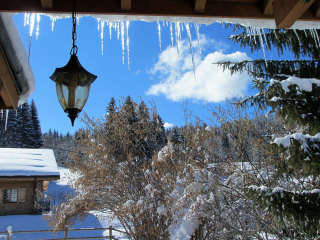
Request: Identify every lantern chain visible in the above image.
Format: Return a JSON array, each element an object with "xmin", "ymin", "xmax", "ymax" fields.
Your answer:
[{"xmin": 71, "ymin": 0, "xmax": 78, "ymax": 55}]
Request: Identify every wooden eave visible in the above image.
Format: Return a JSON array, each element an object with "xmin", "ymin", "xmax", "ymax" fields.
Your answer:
[
  {"xmin": 0, "ymin": 0, "xmax": 320, "ymax": 28},
  {"xmin": 0, "ymin": 42, "xmax": 19, "ymax": 110},
  {"xmin": 0, "ymin": 175, "xmax": 60, "ymax": 181}
]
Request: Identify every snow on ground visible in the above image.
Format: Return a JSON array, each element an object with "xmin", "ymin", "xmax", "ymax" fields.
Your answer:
[{"xmin": 0, "ymin": 168, "xmax": 127, "ymax": 240}]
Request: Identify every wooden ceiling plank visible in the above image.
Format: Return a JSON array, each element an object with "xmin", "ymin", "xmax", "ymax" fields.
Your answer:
[
  {"xmin": 0, "ymin": 97, "xmax": 8, "ymax": 110},
  {"xmin": 40, "ymin": 0, "xmax": 53, "ymax": 8},
  {"xmin": 0, "ymin": 79, "xmax": 3, "ymax": 93},
  {"xmin": 0, "ymin": 46, "xmax": 19, "ymax": 110},
  {"xmin": 0, "ymin": 0, "xmax": 319, "ymax": 23},
  {"xmin": 313, "ymin": 0, "xmax": 320, "ymax": 17},
  {"xmin": 0, "ymin": 88, "xmax": 13, "ymax": 108},
  {"xmin": 273, "ymin": 0, "xmax": 316, "ymax": 28},
  {"xmin": 263, "ymin": 0, "xmax": 273, "ymax": 15},
  {"xmin": 195, "ymin": 0, "xmax": 207, "ymax": 13},
  {"xmin": 0, "ymin": 0, "xmax": 277, "ymax": 18},
  {"xmin": 121, "ymin": 0, "xmax": 131, "ymax": 10}
]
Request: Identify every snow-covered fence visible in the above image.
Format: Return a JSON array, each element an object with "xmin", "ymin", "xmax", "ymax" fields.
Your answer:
[{"xmin": 1, "ymin": 225, "xmax": 127, "ymax": 240}]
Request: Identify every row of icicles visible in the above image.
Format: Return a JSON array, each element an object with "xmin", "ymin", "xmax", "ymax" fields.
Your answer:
[
  {"xmin": 23, "ymin": 13, "xmax": 204, "ymax": 73},
  {"xmin": 21, "ymin": 13, "xmax": 320, "ymax": 72}
]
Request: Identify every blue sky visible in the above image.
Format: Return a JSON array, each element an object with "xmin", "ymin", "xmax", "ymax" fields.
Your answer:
[{"xmin": 13, "ymin": 14, "xmax": 293, "ymax": 134}]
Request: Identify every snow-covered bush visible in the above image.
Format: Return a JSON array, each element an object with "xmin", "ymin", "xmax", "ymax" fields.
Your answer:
[{"xmin": 48, "ymin": 98, "xmax": 288, "ymax": 239}]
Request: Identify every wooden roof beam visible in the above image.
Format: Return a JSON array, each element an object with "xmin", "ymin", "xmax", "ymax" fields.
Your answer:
[
  {"xmin": 40, "ymin": 0, "xmax": 53, "ymax": 8},
  {"xmin": 273, "ymin": 0, "xmax": 316, "ymax": 28},
  {"xmin": 0, "ymin": 0, "xmax": 320, "ymax": 24},
  {"xmin": 194, "ymin": 0, "xmax": 207, "ymax": 13},
  {"xmin": 121, "ymin": 0, "xmax": 131, "ymax": 10},
  {"xmin": 263, "ymin": 0, "xmax": 273, "ymax": 15},
  {"xmin": 313, "ymin": 0, "xmax": 320, "ymax": 17}
]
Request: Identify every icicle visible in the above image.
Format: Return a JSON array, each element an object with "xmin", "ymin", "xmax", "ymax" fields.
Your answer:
[
  {"xmin": 5, "ymin": 110, "xmax": 9, "ymax": 131},
  {"xmin": 29, "ymin": 13, "xmax": 35, "ymax": 37},
  {"xmin": 77, "ymin": 17, "xmax": 80, "ymax": 25},
  {"xmin": 293, "ymin": 29, "xmax": 301, "ymax": 46},
  {"xmin": 311, "ymin": 29, "xmax": 320, "ymax": 48},
  {"xmin": 258, "ymin": 29, "xmax": 267, "ymax": 66},
  {"xmin": 100, "ymin": 20, "xmax": 105, "ymax": 55},
  {"xmin": 195, "ymin": 23, "xmax": 201, "ymax": 56},
  {"xmin": 157, "ymin": 21, "xmax": 161, "ymax": 51},
  {"xmin": 121, "ymin": 21, "xmax": 125, "ymax": 64},
  {"xmin": 314, "ymin": 29, "xmax": 320, "ymax": 48},
  {"xmin": 126, "ymin": 20, "xmax": 130, "ymax": 70},
  {"xmin": 24, "ymin": 13, "xmax": 29, "ymax": 27},
  {"xmin": 251, "ymin": 27, "xmax": 257, "ymax": 45},
  {"xmin": 0, "ymin": 110, "xmax": 3, "ymax": 118},
  {"xmin": 97, "ymin": 19, "xmax": 100, "ymax": 31},
  {"xmin": 117, "ymin": 21, "xmax": 120, "ymax": 40},
  {"xmin": 27, "ymin": 13, "xmax": 36, "ymax": 65},
  {"xmin": 304, "ymin": 29, "xmax": 308, "ymax": 38},
  {"xmin": 175, "ymin": 22, "xmax": 180, "ymax": 57},
  {"xmin": 35, "ymin": 14, "xmax": 40, "ymax": 39},
  {"xmin": 50, "ymin": 17, "xmax": 56, "ymax": 31},
  {"xmin": 177, "ymin": 22, "xmax": 181, "ymax": 40},
  {"xmin": 261, "ymin": 28, "xmax": 270, "ymax": 51},
  {"xmin": 310, "ymin": 29, "xmax": 319, "ymax": 48},
  {"xmin": 109, "ymin": 22, "xmax": 112, "ymax": 39},
  {"xmin": 185, "ymin": 23, "xmax": 196, "ymax": 80},
  {"xmin": 170, "ymin": 22, "xmax": 174, "ymax": 46}
]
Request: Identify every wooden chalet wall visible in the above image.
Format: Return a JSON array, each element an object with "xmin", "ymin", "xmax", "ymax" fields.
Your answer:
[{"xmin": 0, "ymin": 180, "xmax": 34, "ymax": 215}]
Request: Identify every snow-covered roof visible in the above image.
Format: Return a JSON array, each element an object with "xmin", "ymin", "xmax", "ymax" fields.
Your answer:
[
  {"xmin": 0, "ymin": 148, "xmax": 60, "ymax": 178},
  {"xmin": 0, "ymin": 13, "xmax": 35, "ymax": 105}
]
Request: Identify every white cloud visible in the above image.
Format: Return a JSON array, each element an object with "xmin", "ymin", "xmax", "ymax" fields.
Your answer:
[
  {"xmin": 164, "ymin": 122, "xmax": 174, "ymax": 129},
  {"xmin": 146, "ymin": 36, "xmax": 251, "ymax": 103}
]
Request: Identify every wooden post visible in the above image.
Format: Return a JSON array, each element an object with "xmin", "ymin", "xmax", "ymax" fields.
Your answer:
[
  {"xmin": 64, "ymin": 225, "xmax": 68, "ymax": 240},
  {"xmin": 109, "ymin": 226, "xmax": 112, "ymax": 240},
  {"xmin": 6, "ymin": 226, "xmax": 11, "ymax": 240}
]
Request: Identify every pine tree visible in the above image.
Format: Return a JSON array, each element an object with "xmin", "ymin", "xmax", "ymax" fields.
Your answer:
[
  {"xmin": 151, "ymin": 113, "xmax": 167, "ymax": 150},
  {"xmin": 137, "ymin": 101, "xmax": 152, "ymax": 159},
  {"xmin": 0, "ymin": 110, "xmax": 8, "ymax": 147},
  {"xmin": 221, "ymin": 27, "xmax": 320, "ymax": 238},
  {"xmin": 17, "ymin": 102, "xmax": 34, "ymax": 148},
  {"xmin": 169, "ymin": 126, "xmax": 182, "ymax": 145},
  {"xmin": 30, "ymin": 99, "xmax": 43, "ymax": 148},
  {"xmin": 121, "ymin": 96, "xmax": 140, "ymax": 160},
  {"xmin": 53, "ymin": 130, "xmax": 59, "ymax": 138},
  {"xmin": 3, "ymin": 110, "xmax": 20, "ymax": 147}
]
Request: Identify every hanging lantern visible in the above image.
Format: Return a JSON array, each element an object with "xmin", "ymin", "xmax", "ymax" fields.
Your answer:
[{"xmin": 50, "ymin": 0, "xmax": 97, "ymax": 126}]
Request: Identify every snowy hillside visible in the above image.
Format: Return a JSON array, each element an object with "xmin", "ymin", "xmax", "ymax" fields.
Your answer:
[{"xmin": 0, "ymin": 168, "xmax": 127, "ymax": 239}]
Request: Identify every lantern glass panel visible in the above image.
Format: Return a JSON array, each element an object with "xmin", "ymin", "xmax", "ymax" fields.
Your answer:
[{"xmin": 55, "ymin": 72, "xmax": 91, "ymax": 111}]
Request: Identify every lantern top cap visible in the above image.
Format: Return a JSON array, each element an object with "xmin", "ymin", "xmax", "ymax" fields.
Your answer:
[{"xmin": 49, "ymin": 55, "xmax": 97, "ymax": 83}]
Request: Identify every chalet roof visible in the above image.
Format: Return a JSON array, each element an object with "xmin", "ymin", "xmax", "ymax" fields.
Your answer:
[
  {"xmin": 0, "ymin": 148, "xmax": 60, "ymax": 178},
  {"xmin": 0, "ymin": 13, "xmax": 35, "ymax": 110}
]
